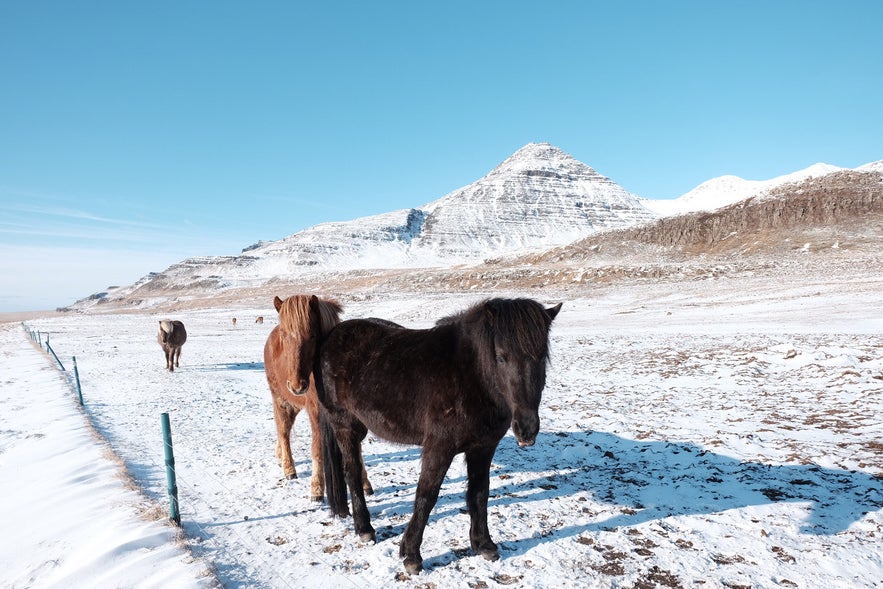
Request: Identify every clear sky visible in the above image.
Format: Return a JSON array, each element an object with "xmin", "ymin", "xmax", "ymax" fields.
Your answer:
[{"xmin": 2, "ymin": 1, "xmax": 881, "ymax": 312}]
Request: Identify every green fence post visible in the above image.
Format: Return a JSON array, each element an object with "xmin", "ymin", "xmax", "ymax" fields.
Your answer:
[
  {"xmin": 72, "ymin": 357, "xmax": 84, "ymax": 405},
  {"xmin": 161, "ymin": 413, "xmax": 181, "ymax": 525}
]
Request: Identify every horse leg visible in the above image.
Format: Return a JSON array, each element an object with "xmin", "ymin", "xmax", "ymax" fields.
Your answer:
[
  {"xmin": 306, "ymin": 402, "xmax": 324, "ymax": 501},
  {"xmin": 174, "ymin": 346, "xmax": 181, "ymax": 368},
  {"xmin": 357, "ymin": 443, "xmax": 374, "ymax": 496},
  {"xmin": 273, "ymin": 400, "xmax": 298, "ymax": 479},
  {"xmin": 165, "ymin": 347, "xmax": 174, "ymax": 372},
  {"xmin": 336, "ymin": 423, "xmax": 375, "ymax": 543},
  {"xmin": 465, "ymin": 445, "xmax": 500, "ymax": 562},
  {"xmin": 400, "ymin": 446, "xmax": 455, "ymax": 574}
]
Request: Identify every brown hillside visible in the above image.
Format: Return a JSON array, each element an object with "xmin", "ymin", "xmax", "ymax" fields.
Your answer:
[{"xmin": 541, "ymin": 170, "xmax": 882, "ymax": 261}]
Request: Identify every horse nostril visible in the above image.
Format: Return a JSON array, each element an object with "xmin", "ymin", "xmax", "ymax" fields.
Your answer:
[{"xmin": 286, "ymin": 379, "xmax": 309, "ymax": 397}]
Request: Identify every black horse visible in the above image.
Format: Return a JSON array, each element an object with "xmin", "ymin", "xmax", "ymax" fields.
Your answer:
[{"xmin": 315, "ymin": 298, "xmax": 562, "ymax": 573}]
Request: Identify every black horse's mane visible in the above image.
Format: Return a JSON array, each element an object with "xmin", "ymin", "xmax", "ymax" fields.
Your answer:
[{"xmin": 436, "ymin": 298, "xmax": 553, "ymax": 363}]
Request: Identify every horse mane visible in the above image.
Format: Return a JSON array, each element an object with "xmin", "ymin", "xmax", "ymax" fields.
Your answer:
[
  {"xmin": 278, "ymin": 295, "xmax": 342, "ymax": 335},
  {"xmin": 438, "ymin": 298, "xmax": 553, "ymax": 362}
]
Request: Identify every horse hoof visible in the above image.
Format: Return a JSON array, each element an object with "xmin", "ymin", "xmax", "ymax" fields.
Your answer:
[
  {"xmin": 286, "ymin": 473, "xmax": 297, "ymax": 480},
  {"xmin": 358, "ymin": 531, "xmax": 376, "ymax": 543},
  {"xmin": 363, "ymin": 485, "xmax": 374, "ymax": 496},
  {"xmin": 481, "ymin": 547, "xmax": 500, "ymax": 562},
  {"xmin": 403, "ymin": 557, "xmax": 423, "ymax": 574},
  {"xmin": 310, "ymin": 494, "xmax": 324, "ymax": 503}
]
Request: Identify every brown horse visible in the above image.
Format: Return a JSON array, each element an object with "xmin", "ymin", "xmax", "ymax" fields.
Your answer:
[
  {"xmin": 264, "ymin": 294, "xmax": 373, "ymax": 501},
  {"xmin": 317, "ymin": 298, "xmax": 561, "ymax": 573},
  {"xmin": 256, "ymin": 316, "xmax": 264, "ymax": 324},
  {"xmin": 157, "ymin": 320, "xmax": 187, "ymax": 372}
]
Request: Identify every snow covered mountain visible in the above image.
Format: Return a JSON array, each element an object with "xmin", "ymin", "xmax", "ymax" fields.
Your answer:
[
  {"xmin": 68, "ymin": 146, "xmax": 881, "ymax": 311},
  {"xmin": 119, "ymin": 143, "xmax": 656, "ymax": 292},
  {"xmin": 412, "ymin": 143, "xmax": 656, "ymax": 257},
  {"xmin": 248, "ymin": 142, "xmax": 655, "ymax": 267},
  {"xmin": 640, "ymin": 163, "xmax": 848, "ymax": 216}
]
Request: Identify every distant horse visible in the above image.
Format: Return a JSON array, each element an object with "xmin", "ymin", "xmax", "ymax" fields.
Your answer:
[
  {"xmin": 256, "ymin": 316, "xmax": 264, "ymax": 324},
  {"xmin": 232, "ymin": 317, "xmax": 237, "ymax": 327},
  {"xmin": 157, "ymin": 320, "xmax": 187, "ymax": 372},
  {"xmin": 316, "ymin": 298, "xmax": 562, "ymax": 573},
  {"xmin": 263, "ymin": 294, "xmax": 373, "ymax": 501}
]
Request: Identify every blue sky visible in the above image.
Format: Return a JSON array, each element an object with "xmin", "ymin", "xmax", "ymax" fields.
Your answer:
[{"xmin": 2, "ymin": 1, "xmax": 881, "ymax": 311}]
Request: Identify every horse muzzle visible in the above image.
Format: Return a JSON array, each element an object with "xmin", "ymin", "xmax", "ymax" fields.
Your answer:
[
  {"xmin": 286, "ymin": 379, "xmax": 310, "ymax": 396},
  {"xmin": 512, "ymin": 415, "xmax": 539, "ymax": 448}
]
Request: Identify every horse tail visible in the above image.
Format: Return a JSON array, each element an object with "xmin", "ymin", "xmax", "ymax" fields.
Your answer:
[
  {"xmin": 320, "ymin": 406, "xmax": 349, "ymax": 517},
  {"xmin": 314, "ymin": 345, "xmax": 349, "ymax": 517}
]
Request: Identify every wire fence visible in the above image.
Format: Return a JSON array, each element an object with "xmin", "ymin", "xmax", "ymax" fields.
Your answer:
[{"xmin": 20, "ymin": 322, "xmax": 368, "ymax": 589}]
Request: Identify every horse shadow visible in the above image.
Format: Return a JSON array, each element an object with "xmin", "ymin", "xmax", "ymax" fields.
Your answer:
[
  {"xmin": 189, "ymin": 362, "xmax": 265, "ymax": 372},
  {"xmin": 361, "ymin": 430, "xmax": 882, "ymax": 561}
]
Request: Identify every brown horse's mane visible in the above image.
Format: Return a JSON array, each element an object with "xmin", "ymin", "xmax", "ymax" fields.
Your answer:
[{"xmin": 278, "ymin": 295, "xmax": 342, "ymax": 336}]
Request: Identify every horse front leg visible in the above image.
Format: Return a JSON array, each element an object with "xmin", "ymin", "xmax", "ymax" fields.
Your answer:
[
  {"xmin": 306, "ymin": 402, "xmax": 324, "ymax": 501},
  {"xmin": 465, "ymin": 445, "xmax": 500, "ymax": 562},
  {"xmin": 357, "ymin": 443, "xmax": 374, "ymax": 496},
  {"xmin": 273, "ymin": 401, "xmax": 298, "ymax": 480},
  {"xmin": 400, "ymin": 447, "xmax": 455, "ymax": 574}
]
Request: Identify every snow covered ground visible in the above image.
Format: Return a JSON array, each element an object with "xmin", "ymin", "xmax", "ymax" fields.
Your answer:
[{"xmin": 4, "ymin": 276, "xmax": 882, "ymax": 588}]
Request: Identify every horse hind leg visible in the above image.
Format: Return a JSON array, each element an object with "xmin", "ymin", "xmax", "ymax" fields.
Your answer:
[
  {"xmin": 465, "ymin": 446, "xmax": 500, "ymax": 562},
  {"xmin": 400, "ymin": 446, "xmax": 455, "ymax": 574},
  {"xmin": 336, "ymin": 423, "xmax": 375, "ymax": 543}
]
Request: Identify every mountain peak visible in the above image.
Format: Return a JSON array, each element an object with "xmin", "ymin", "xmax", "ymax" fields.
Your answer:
[{"xmin": 486, "ymin": 143, "xmax": 601, "ymax": 179}]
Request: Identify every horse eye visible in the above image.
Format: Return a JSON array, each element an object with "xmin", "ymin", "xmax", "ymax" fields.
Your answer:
[{"xmin": 496, "ymin": 352, "xmax": 509, "ymax": 363}]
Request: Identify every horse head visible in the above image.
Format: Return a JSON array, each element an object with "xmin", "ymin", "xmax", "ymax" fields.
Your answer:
[
  {"xmin": 483, "ymin": 299, "xmax": 562, "ymax": 447},
  {"xmin": 274, "ymin": 294, "xmax": 323, "ymax": 396}
]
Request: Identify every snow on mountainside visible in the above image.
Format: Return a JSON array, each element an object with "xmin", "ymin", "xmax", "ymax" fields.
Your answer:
[
  {"xmin": 247, "ymin": 142, "xmax": 654, "ymax": 265},
  {"xmin": 640, "ymin": 163, "xmax": 846, "ymax": 216},
  {"xmin": 413, "ymin": 143, "xmax": 656, "ymax": 257},
  {"xmin": 858, "ymin": 159, "xmax": 883, "ymax": 174}
]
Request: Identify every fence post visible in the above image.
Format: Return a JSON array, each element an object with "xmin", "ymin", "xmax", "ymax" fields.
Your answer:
[
  {"xmin": 161, "ymin": 413, "xmax": 181, "ymax": 525},
  {"xmin": 45, "ymin": 339, "xmax": 66, "ymax": 371},
  {"xmin": 72, "ymin": 357, "xmax": 84, "ymax": 406}
]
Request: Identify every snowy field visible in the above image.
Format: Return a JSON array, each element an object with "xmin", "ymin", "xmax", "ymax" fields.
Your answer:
[{"xmin": 4, "ymin": 277, "xmax": 883, "ymax": 588}]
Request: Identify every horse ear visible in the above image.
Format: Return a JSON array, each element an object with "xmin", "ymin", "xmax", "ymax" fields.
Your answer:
[
  {"xmin": 273, "ymin": 296, "xmax": 284, "ymax": 312},
  {"xmin": 546, "ymin": 302, "xmax": 563, "ymax": 321}
]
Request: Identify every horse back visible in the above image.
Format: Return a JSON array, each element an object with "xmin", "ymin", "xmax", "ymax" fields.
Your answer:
[
  {"xmin": 318, "ymin": 319, "xmax": 506, "ymax": 447},
  {"xmin": 158, "ymin": 320, "xmax": 187, "ymax": 346}
]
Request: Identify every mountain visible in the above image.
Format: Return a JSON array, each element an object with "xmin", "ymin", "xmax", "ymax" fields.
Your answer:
[
  {"xmin": 413, "ymin": 143, "xmax": 656, "ymax": 257},
  {"xmin": 72, "ymin": 143, "xmax": 657, "ymax": 309},
  {"xmin": 246, "ymin": 142, "xmax": 655, "ymax": 265},
  {"xmin": 640, "ymin": 163, "xmax": 846, "ymax": 216},
  {"xmin": 539, "ymin": 169, "xmax": 883, "ymax": 264},
  {"xmin": 66, "ymin": 147, "xmax": 882, "ymax": 312}
]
